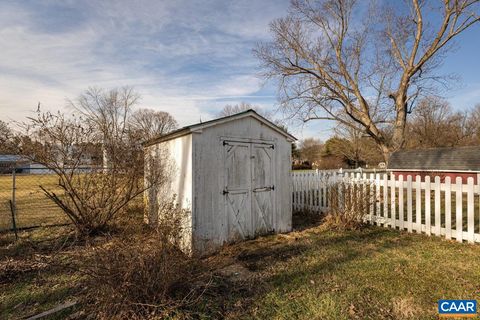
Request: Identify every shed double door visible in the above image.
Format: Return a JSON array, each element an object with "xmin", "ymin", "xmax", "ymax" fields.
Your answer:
[{"xmin": 223, "ymin": 140, "xmax": 275, "ymax": 239}]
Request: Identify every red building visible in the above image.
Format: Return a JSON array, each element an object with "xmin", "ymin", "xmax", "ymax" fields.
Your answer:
[{"xmin": 387, "ymin": 146, "xmax": 480, "ymax": 184}]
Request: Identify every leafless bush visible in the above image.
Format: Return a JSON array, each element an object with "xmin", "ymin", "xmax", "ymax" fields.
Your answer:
[
  {"xmin": 323, "ymin": 181, "xmax": 376, "ymax": 230},
  {"xmin": 83, "ymin": 202, "xmax": 208, "ymax": 319},
  {"xmin": 19, "ymin": 88, "xmax": 169, "ymax": 236}
]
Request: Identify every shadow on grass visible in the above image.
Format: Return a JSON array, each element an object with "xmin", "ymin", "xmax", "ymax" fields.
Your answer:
[
  {"xmin": 292, "ymin": 210, "xmax": 325, "ymax": 231},
  {"xmin": 200, "ymin": 226, "xmax": 416, "ymax": 318}
]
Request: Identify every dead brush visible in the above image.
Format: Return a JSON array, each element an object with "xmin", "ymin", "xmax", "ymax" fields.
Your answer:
[
  {"xmin": 81, "ymin": 201, "xmax": 211, "ymax": 319},
  {"xmin": 323, "ymin": 180, "xmax": 375, "ymax": 231}
]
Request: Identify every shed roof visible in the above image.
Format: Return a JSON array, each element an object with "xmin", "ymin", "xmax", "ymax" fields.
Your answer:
[
  {"xmin": 143, "ymin": 109, "xmax": 296, "ymax": 146},
  {"xmin": 388, "ymin": 146, "xmax": 480, "ymax": 171}
]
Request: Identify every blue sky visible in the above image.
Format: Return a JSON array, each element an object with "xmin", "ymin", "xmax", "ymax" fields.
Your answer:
[{"xmin": 0, "ymin": 0, "xmax": 479, "ymax": 141}]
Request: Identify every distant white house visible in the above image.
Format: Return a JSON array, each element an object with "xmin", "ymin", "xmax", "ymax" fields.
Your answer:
[{"xmin": 0, "ymin": 155, "xmax": 52, "ymax": 174}]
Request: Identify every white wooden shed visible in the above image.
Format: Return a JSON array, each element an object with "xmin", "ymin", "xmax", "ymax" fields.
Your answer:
[{"xmin": 144, "ymin": 110, "xmax": 295, "ymax": 255}]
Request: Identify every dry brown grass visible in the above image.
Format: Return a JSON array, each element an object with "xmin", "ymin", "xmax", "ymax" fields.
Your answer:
[
  {"xmin": 392, "ymin": 296, "xmax": 421, "ymax": 319},
  {"xmin": 323, "ymin": 181, "xmax": 374, "ymax": 231},
  {"xmin": 81, "ymin": 201, "xmax": 210, "ymax": 319},
  {"xmin": 82, "ymin": 232, "xmax": 210, "ymax": 319}
]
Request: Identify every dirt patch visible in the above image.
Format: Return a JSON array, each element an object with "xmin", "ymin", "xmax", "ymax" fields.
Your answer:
[
  {"xmin": 293, "ymin": 210, "xmax": 324, "ymax": 230},
  {"xmin": 215, "ymin": 263, "xmax": 254, "ymax": 282}
]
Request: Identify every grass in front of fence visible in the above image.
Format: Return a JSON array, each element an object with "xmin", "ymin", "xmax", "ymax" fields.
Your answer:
[
  {"xmin": 217, "ymin": 222, "xmax": 480, "ymax": 319},
  {"xmin": 295, "ymin": 185, "xmax": 480, "ymax": 234},
  {"xmin": 0, "ymin": 174, "xmax": 67, "ymax": 231},
  {"xmin": 3, "ymin": 215, "xmax": 480, "ymax": 319}
]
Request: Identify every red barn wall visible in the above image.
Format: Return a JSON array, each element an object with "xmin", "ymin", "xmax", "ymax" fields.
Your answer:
[{"xmin": 392, "ymin": 171, "xmax": 478, "ymax": 184}]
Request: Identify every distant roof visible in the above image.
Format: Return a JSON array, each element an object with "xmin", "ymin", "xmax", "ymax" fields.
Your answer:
[
  {"xmin": 0, "ymin": 155, "xmax": 28, "ymax": 163},
  {"xmin": 388, "ymin": 146, "xmax": 480, "ymax": 171},
  {"xmin": 143, "ymin": 109, "xmax": 296, "ymax": 146}
]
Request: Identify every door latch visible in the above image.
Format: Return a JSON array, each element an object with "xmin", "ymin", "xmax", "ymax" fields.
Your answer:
[{"xmin": 253, "ymin": 186, "xmax": 275, "ymax": 192}]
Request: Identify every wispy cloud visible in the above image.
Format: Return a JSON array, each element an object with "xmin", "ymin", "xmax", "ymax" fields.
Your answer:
[
  {"xmin": 2, "ymin": 0, "xmax": 478, "ymax": 141},
  {"xmin": 0, "ymin": 0, "xmax": 289, "ymax": 126}
]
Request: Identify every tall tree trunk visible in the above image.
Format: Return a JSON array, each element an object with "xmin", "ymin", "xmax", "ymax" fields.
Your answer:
[{"xmin": 392, "ymin": 96, "xmax": 408, "ymax": 151}]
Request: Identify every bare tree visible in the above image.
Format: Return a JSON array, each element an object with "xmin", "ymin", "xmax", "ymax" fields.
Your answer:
[
  {"xmin": 256, "ymin": 0, "xmax": 480, "ymax": 161},
  {"xmin": 131, "ymin": 108, "xmax": 178, "ymax": 142},
  {"xmin": 217, "ymin": 101, "xmax": 292, "ymax": 135},
  {"xmin": 298, "ymin": 138, "xmax": 323, "ymax": 164},
  {"xmin": 466, "ymin": 103, "xmax": 480, "ymax": 143},
  {"xmin": 218, "ymin": 102, "xmax": 255, "ymax": 117},
  {"xmin": 70, "ymin": 87, "xmax": 140, "ymax": 168},
  {"xmin": 406, "ymin": 96, "xmax": 475, "ymax": 148},
  {"xmin": 0, "ymin": 120, "xmax": 16, "ymax": 154},
  {"xmin": 20, "ymin": 88, "xmax": 168, "ymax": 235}
]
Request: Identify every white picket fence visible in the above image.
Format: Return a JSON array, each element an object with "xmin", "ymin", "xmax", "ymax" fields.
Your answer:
[{"xmin": 292, "ymin": 170, "xmax": 480, "ymax": 244}]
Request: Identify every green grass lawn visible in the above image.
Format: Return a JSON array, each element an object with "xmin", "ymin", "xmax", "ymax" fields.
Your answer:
[{"xmin": 2, "ymin": 216, "xmax": 479, "ymax": 319}]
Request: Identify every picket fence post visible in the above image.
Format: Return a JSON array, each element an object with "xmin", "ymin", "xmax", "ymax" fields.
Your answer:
[
  {"xmin": 467, "ymin": 177, "xmax": 474, "ymax": 243},
  {"xmin": 445, "ymin": 176, "xmax": 452, "ymax": 240},
  {"xmin": 406, "ymin": 175, "xmax": 412, "ymax": 232},
  {"xmin": 399, "ymin": 175, "xmax": 404, "ymax": 230},
  {"xmin": 434, "ymin": 176, "xmax": 441, "ymax": 236},
  {"xmin": 425, "ymin": 176, "xmax": 431, "ymax": 236},
  {"xmin": 383, "ymin": 173, "xmax": 388, "ymax": 226},
  {"xmin": 455, "ymin": 177, "xmax": 463, "ymax": 243},
  {"xmin": 415, "ymin": 175, "xmax": 422, "ymax": 233},
  {"xmin": 390, "ymin": 174, "xmax": 396, "ymax": 229},
  {"xmin": 291, "ymin": 169, "xmax": 480, "ymax": 245}
]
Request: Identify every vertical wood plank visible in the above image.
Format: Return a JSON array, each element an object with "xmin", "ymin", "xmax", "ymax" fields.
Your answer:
[
  {"xmin": 318, "ymin": 172, "xmax": 323, "ymax": 209},
  {"xmin": 445, "ymin": 176, "xmax": 452, "ymax": 240},
  {"xmin": 308, "ymin": 173, "xmax": 312, "ymax": 210},
  {"xmin": 390, "ymin": 174, "xmax": 396, "ymax": 229},
  {"xmin": 478, "ymin": 173, "xmax": 480, "ymax": 243},
  {"xmin": 309, "ymin": 173, "xmax": 315, "ymax": 211},
  {"xmin": 322, "ymin": 172, "xmax": 327, "ymax": 209},
  {"xmin": 425, "ymin": 176, "xmax": 431, "ymax": 236},
  {"xmin": 434, "ymin": 176, "xmax": 441, "ymax": 236},
  {"xmin": 415, "ymin": 175, "xmax": 422, "ymax": 233},
  {"xmin": 375, "ymin": 173, "xmax": 381, "ymax": 224},
  {"xmin": 316, "ymin": 171, "xmax": 321, "ymax": 212},
  {"xmin": 456, "ymin": 177, "xmax": 463, "ymax": 243},
  {"xmin": 467, "ymin": 177, "xmax": 474, "ymax": 243},
  {"xmin": 369, "ymin": 173, "xmax": 375, "ymax": 224},
  {"xmin": 407, "ymin": 175, "xmax": 413, "ymax": 233},
  {"xmin": 398, "ymin": 175, "xmax": 404, "ymax": 230},
  {"xmin": 293, "ymin": 173, "xmax": 297, "ymax": 211},
  {"xmin": 383, "ymin": 173, "xmax": 388, "ymax": 225},
  {"xmin": 301, "ymin": 173, "xmax": 305, "ymax": 211}
]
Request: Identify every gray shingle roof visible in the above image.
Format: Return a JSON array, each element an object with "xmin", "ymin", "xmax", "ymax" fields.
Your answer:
[{"xmin": 388, "ymin": 146, "xmax": 480, "ymax": 171}]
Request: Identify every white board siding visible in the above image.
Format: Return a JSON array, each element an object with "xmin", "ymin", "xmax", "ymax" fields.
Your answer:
[
  {"xmin": 145, "ymin": 134, "xmax": 193, "ymax": 253},
  {"xmin": 193, "ymin": 117, "xmax": 292, "ymax": 254},
  {"xmin": 146, "ymin": 114, "xmax": 293, "ymax": 255}
]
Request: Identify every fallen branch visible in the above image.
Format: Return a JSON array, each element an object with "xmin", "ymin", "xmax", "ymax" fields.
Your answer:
[{"xmin": 25, "ymin": 300, "xmax": 77, "ymax": 320}]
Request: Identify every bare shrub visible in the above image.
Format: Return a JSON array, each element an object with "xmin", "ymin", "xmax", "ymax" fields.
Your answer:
[
  {"xmin": 83, "ymin": 202, "xmax": 208, "ymax": 319},
  {"xmin": 323, "ymin": 180, "xmax": 376, "ymax": 230},
  {"xmin": 19, "ymin": 88, "xmax": 170, "ymax": 236}
]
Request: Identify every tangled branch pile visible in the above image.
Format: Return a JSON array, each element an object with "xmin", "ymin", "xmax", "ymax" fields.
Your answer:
[
  {"xmin": 324, "ymin": 181, "xmax": 376, "ymax": 230},
  {"xmin": 83, "ymin": 202, "xmax": 209, "ymax": 319}
]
